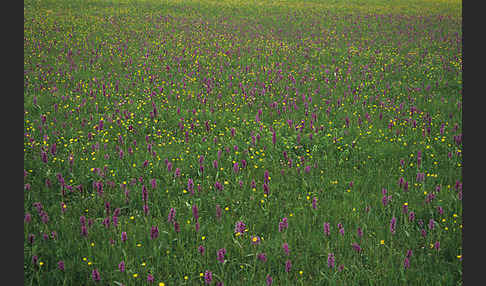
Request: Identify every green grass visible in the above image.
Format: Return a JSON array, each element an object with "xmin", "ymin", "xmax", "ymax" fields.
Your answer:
[{"xmin": 24, "ymin": 0, "xmax": 462, "ymax": 285}]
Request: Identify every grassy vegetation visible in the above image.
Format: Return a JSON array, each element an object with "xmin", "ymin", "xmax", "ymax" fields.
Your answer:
[{"xmin": 24, "ymin": 0, "xmax": 462, "ymax": 285}]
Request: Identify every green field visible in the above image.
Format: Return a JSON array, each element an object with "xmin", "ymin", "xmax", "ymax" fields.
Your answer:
[{"xmin": 24, "ymin": 0, "xmax": 462, "ymax": 285}]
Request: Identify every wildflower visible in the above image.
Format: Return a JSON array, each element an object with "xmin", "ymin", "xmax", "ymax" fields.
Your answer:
[
  {"xmin": 337, "ymin": 223, "xmax": 345, "ymax": 236},
  {"xmin": 187, "ymin": 178, "xmax": 194, "ymax": 195},
  {"xmin": 251, "ymin": 236, "xmax": 261, "ymax": 245},
  {"xmin": 390, "ymin": 217, "xmax": 397, "ymax": 234},
  {"xmin": 382, "ymin": 194, "xmax": 391, "ymax": 206},
  {"xmin": 279, "ymin": 217, "xmax": 288, "ymax": 232},
  {"xmin": 217, "ymin": 248, "xmax": 226, "ymax": 263},
  {"xmin": 112, "ymin": 215, "xmax": 119, "ymax": 227},
  {"xmin": 257, "ymin": 252, "xmax": 267, "ymax": 262},
  {"xmin": 408, "ymin": 211, "xmax": 415, "ymax": 222},
  {"xmin": 147, "ymin": 274, "xmax": 154, "ymax": 283},
  {"xmin": 150, "ymin": 225, "xmax": 159, "ymax": 240},
  {"xmin": 285, "ymin": 259, "xmax": 292, "ymax": 273},
  {"xmin": 198, "ymin": 245, "xmax": 205, "ymax": 256},
  {"xmin": 357, "ymin": 227, "xmax": 363, "ymax": 238},
  {"xmin": 121, "ymin": 231, "xmax": 127, "ymax": 242},
  {"xmin": 168, "ymin": 208, "xmax": 176, "ymax": 223},
  {"xmin": 57, "ymin": 260, "xmax": 65, "ymax": 271},
  {"xmin": 416, "ymin": 172, "xmax": 425, "ymax": 182},
  {"xmin": 25, "ymin": 213, "xmax": 32, "ymax": 223},
  {"xmin": 263, "ymin": 183, "xmax": 269, "ymax": 195},
  {"xmin": 428, "ymin": 219, "xmax": 435, "ymax": 230},
  {"xmin": 92, "ymin": 269, "xmax": 101, "ymax": 282},
  {"xmin": 434, "ymin": 241, "xmax": 440, "ymax": 251},
  {"xmin": 119, "ymin": 261, "xmax": 125, "ymax": 272},
  {"xmin": 192, "ymin": 204, "xmax": 199, "ymax": 221},
  {"xmin": 352, "ymin": 243, "xmax": 362, "ymax": 253},
  {"xmin": 327, "ymin": 253, "xmax": 335, "ymax": 269},
  {"xmin": 28, "ymin": 233, "xmax": 35, "ymax": 244},
  {"xmin": 40, "ymin": 211, "xmax": 49, "ymax": 224},
  {"xmin": 234, "ymin": 221, "xmax": 246, "ymax": 235},
  {"xmin": 310, "ymin": 197, "xmax": 317, "ymax": 210},
  {"xmin": 102, "ymin": 217, "xmax": 110, "ymax": 229},
  {"xmin": 323, "ymin": 222, "xmax": 330, "ymax": 236},
  {"xmin": 404, "ymin": 257, "xmax": 410, "ymax": 269},
  {"xmin": 174, "ymin": 221, "xmax": 180, "ymax": 233},
  {"xmin": 282, "ymin": 242, "xmax": 290, "ymax": 256},
  {"xmin": 421, "ymin": 229, "xmax": 427, "ymax": 238},
  {"xmin": 204, "ymin": 270, "xmax": 213, "ymax": 284},
  {"xmin": 266, "ymin": 274, "xmax": 273, "ymax": 285},
  {"xmin": 142, "ymin": 185, "xmax": 148, "ymax": 202},
  {"xmin": 41, "ymin": 150, "xmax": 48, "ymax": 163}
]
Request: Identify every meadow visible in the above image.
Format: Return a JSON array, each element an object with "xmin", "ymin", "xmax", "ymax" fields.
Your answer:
[{"xmin": 24, "ymin": 0, "xmax": 462, "ymax": 285}]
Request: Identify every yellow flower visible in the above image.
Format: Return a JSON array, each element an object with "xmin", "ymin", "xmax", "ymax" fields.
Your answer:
[
  {"xmin": 380, "ymin": 240, "xmax": 385, "ymax": 245},
  {"xmin": 159, "ymin": 283, "xmax": 166, "ymax": 286},
  {"xmin": 133, "ymin": 273, "xmax": 139, "ymax": 278},
  {"xmin": 299, "ymin": 270, "xmax": 303, "ymax": 275},
  {"xmin": 39, "ymin": 261, "xmax": 44, "ymax": 266}
]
